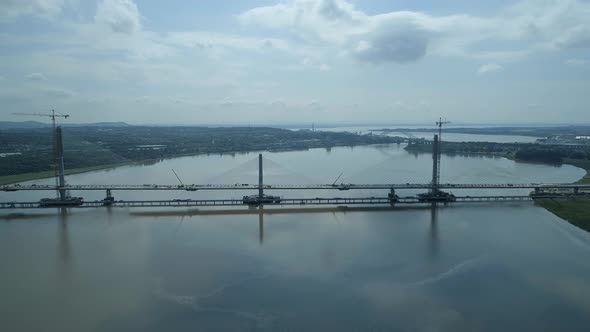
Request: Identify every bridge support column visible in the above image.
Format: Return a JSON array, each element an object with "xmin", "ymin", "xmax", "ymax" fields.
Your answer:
[
  {"xmin": 258, "ymin": 154, "xmax": 263, "ymax": 200},
  {"xmin": 388, "ymin": 188, "xmax": 397, "ymax": 206},
  {"xmin": 56, "ymin": 127, "xmax": 67, "ymax": 200},
  {"xmin": 431, "ymin": 134, "xmax": 439, "ymax": 194},
  {"xmin": 104, "ymin": 189, "xmax": 114, "ymax": 205}
]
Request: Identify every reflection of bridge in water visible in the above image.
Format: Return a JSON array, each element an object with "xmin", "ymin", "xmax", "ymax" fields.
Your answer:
[{"xmin": 1, "ymin": 134, "xmax": 589, "ymax": 209}]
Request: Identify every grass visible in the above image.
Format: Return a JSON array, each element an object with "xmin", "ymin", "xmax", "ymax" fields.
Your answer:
[
  {"xmin": 0, "ymin": 163, "xmax": 130, "ymax": 185},
  {"xmin": 535, "ymin": 198, "xmax": 590, "ymax": 231},
  {"xmin": 564, "ymin": 158, "xmax": 590, "ymax": 184},
  {"xmin": 534, "ymin": 158, "xmax": 590, "ymax": 232}
]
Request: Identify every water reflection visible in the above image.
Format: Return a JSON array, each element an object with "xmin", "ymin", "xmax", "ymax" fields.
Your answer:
[
  {"xmin": 429, "ymin": 203, "xmax": 439, "ymax": 260},
  {"xmin": 2, "ymin": 143, "xmax": 590, "ymax": 331},
  {"xmin": 258, "ymin": 207, "xmax": 264, "ymax": 246},
  {"xmin": 57, "ymin": 208, "xmax": 73, "ymax": 285}
]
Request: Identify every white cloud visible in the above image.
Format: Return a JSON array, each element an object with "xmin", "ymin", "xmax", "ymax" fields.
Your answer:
[
  {"xmin": 43, "ymin": 86, "xmax": 75, "ymax": 98},
  {"xmin": 165, "ymin": 32, "xmax": 290, "ymax": 53},
  {"xmin": 478, "ymin": 63, "xmax": 503, "ymax": 74},
  {"xmin": 566, "ymin": 58, "xmax": 587, "ymax": 66},
  {"xmin": 239, "ymin": 0, "xmax": 590, "ymax": 63},
  {"xmin": 351, "ymin": 16, "xmax": 429, "ymax": 63},
  {"xmin": 0, "ymin": 0, "xmax": 67, "ymax": 21},
  {"xmin": 95, "ymin": 0, "xmax": 141, "ymax": 34},
  {"xmin": 26, "ymin": 72, "xmax": 48, "ymax": 81},
  {"xmin": 238, "ymin": 0, "xmax": 369, "ymax": 44}
]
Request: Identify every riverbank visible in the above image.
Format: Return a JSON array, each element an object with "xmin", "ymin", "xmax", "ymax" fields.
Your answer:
[
  {"xmin": 534, "ymin": 159, "xmax": 590, "ymax": 232},
  {"xmin": 0, "ymin": 163, "xmax": 130, "ymax": 185}
]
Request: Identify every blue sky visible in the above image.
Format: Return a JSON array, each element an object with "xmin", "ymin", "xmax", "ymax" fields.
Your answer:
[{"xmin": 0, "ymin": 0, "xmax": 589, "ymax": 125}]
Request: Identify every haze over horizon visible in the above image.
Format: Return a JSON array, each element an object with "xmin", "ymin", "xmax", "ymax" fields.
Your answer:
[{"xmin": 1, "ymin": 0, "xmax": 589, "ymax": 125}]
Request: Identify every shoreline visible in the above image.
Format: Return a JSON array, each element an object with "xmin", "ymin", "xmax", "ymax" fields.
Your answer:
[
  {"xmin": 0, "ymin": 163, "xmax": 132, "ymax": 185},
  {"xmin": 533, "ymin": 159, "xmax": 590, "ymax": 232}
]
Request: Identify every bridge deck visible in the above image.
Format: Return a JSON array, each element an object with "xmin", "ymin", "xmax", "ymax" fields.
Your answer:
[
  {"xmin": 2, "ymin": 183, "xmax": 590, "ymax": 192},
  {"xmin": 1, "ymin": 194, "xmax": 586, "ymax": 209}
]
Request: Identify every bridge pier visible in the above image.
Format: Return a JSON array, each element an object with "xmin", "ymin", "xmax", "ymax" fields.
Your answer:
[
  {"xmin": 56, "ymin": 127, "xmax": 67, "ymax": 200},
  {"xmin": 103, "ymin": 189, "xmax": 115, "ymax": 206},
  {"xmin": 388, "ymin": 188, "xmax": 398, "ymax": 206},
  {"xmin": 258, "ymin": 153, "xmax": 263, "ymax": 199}
]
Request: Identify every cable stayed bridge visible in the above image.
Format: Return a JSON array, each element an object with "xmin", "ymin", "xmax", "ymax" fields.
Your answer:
[
  {"xmin": 2, "ymin": 136, "xmax": 589, "ymax": 209},
  {"xmin": 3, "ymin": 182, "xmax": 590, "ymax": 192}
]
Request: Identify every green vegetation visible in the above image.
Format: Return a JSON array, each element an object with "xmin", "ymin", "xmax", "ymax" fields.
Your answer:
[
  {"xmin": 565, "ymin": 159, "xmax": 590, "ymax": 184},
  {"xmin": 535, "ymin": 198, "xmax": 590, "ymax": 231},
  {"xmin": 514, "ymin": 148, "xmax": 565, "ymax": 164},
  {"xmin": 534, "ymin": 159, "xmax": 590, "ymax": 232},
  {"xmin": 0, "ymin": 163, "xmax": 130, "ymax": 185}
]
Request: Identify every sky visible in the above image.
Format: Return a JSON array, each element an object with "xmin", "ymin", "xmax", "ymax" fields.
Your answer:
[{"xmin": 0, "ymin": 0, "xmax": 589, "ymax": 125}]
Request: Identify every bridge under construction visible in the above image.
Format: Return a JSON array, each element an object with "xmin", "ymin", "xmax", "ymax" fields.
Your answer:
[{"xmin": 1, "ymin": 121, "xmax": 588, "ymax": 209}]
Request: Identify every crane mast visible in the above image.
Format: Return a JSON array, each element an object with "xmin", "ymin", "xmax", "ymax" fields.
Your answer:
[
  {"xmin": 12, "ymin": 110, "xmax": 70, "ymax": 199},
  {"xmin": 433, "ymin": 117, "xmax": 450, "ymax": 192}
]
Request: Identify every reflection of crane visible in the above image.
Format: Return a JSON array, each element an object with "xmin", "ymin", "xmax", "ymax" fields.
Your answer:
[{"xmin": 12, "ymin": 110, "xmax": 70, "ymax": 198}]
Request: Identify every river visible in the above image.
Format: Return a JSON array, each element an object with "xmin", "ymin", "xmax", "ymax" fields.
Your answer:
[
  {"xmin": 1, "ymin": 143, "xmax": 590, "ymax": 331},
  {"xmin": 295, "ymin": 125, "xmax": 541, "ymax": 143}
]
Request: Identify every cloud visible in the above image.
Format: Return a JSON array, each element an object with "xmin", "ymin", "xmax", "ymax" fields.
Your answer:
[
  {"xmin": 239, "ymin": 0, "xmax": 590, "ymax": 63},
  {"xmin": 166, "ymin": 32, "xmax": 290, "ymax": 52},
  {"xmin": 238, "ymin": 0, "xmax": 369, "ymax": 44},
  {"xmin": 566, "ymin": 58, "xmax": 587, "ymax": 66},
  {"xmin": 44, "ymin": 86, "xmax": 75, "ymax": 98},
  {"xmin": 352, "ymin": 17, "xmax": 429, "ymax": 63},
  {"xmin": 0, "ymin": 0, "xmax": 66, "ymax": 21},
  {"xmin": 26, "ymin": 72, "xmax": 48, "ymax": 81},
  {"xmin": 318, "ymin": 0, "xmax": 352, "ymax": 21},
  {"xmin": 478, "ymin": 63, "xmax": 503, "ymax": 74},
  {"xmin": 95, "ymin": 0, "xmax": 141, "ymax": 34}
]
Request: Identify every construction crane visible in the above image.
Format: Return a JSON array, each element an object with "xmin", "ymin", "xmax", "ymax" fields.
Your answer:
[
  {"xmin": 13, "ymin": 110, "xmax": 70, "ymax": 131},
  {"xmin": 435, "ymin": 117, "xmax": 451, "ymax": 187},
  {"xmin": 12, "ymin": 110, "xmax": 70, "ymax": 199}
]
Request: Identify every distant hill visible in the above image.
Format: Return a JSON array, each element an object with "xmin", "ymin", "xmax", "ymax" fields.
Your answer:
[
  {"xmin": 0, "ymin": 121, "xmax": 130, "ymax": 129},
  {"xmin": 0, "ymin": 121, "xmax": 50, "ymax": 129}
]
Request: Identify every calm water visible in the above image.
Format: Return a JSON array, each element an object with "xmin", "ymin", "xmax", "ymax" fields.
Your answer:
[
  {"xmin": 302, "ymin": 125, "xmax": 541, "ymax": 143},
  {"xmin": 2, "ymin": 144, "xmax": 590, "ymax": 331}
]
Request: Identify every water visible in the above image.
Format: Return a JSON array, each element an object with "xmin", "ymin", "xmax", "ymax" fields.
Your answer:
[
  {"xmin": 383, "ymin": 131, "xmax": 540, "ymax": 143},
  {"xmin": 295, "ymin": 125, "xmax": 541, "ymax": 143},
  {"xmin": 1, "ymin": 144, "xmax": 590, "ymax": 331}
]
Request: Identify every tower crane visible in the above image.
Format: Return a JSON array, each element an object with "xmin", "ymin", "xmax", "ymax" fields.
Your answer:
[
  {"xmin": 12, "ymin": 110, "xmax": 71, "ymax": 199},
  {"xmin": 12, "ymin": 110, "xmax": 70, "ymax": 132}
]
